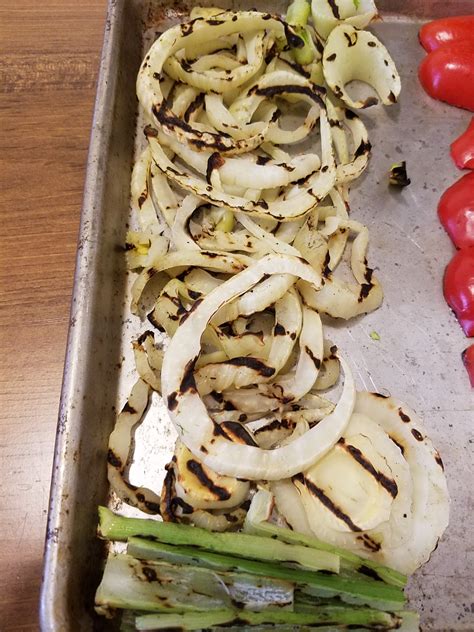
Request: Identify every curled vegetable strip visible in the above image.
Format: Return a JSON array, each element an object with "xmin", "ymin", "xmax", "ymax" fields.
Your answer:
[
  {"xmin": 107, "ymin": 379, "xmax": 161, "ymax": 514},
  {"xmin": 137, "ymin": 11, "xmax": 304, "ymax": 154},
  {"xmin": 322, "ymin": 25, "xmax": 401, "ymax": 109},
  {"xmin": 162, "ymin": 254, "xmax": 356, "ymax": 480},
  {"xmin": 311, "ymin": 0, "xmax": 378, "ymax": 40}
]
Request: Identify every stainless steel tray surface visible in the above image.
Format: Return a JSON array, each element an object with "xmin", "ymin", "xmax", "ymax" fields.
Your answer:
[{"xmin": 40, "ymin": 1, "xmax": 474, "ymax": 630}]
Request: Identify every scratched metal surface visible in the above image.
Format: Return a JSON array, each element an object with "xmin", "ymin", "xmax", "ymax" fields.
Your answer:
[{"xmin": 41, "ymin": 0, "xmax": 474, "ymax": 630}]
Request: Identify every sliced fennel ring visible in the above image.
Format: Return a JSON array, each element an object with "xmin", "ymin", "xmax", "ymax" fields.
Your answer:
[
  {"xmin": 161, "ymin": 254, "xmax": 356, "ymax": 481},
  {"xmin": 322, "ymin": 25, "xmax": 401, "ymax": 109}
]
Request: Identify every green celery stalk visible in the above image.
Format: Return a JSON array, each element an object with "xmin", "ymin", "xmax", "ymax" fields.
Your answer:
[
  {"xmin": 95, "ymin": 553, "xmax": 293, "ymax": 615},
  {"xmin": 98, "ymin": 507, "xmax": 339, "ymax": 573},
  {"xmin": 135, "ymin": 606, "xmax": 402, "ymax": 630},
  {"xmin": 126, "ymin": 536, "xmax": 406, "ymax": 612},
  {"xmin": 244, "ymin": 492, "xmax": 407, "ymax": 588}
]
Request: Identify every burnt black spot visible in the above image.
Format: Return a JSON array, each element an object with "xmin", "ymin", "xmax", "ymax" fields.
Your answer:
[
  {"xmin": 256, "ymin": 155, "xmax": 271, "ymax": 166},
  {"xmin": 239, "ymin": 413, "xmax": 247, "ymax": 422},
  {"xmin": 323, "ymin": 250, "xmax": 331, "ymax": 278},
  {"xmin": 167, "ymin": 392, "xmax": 179, "ymax": 411},
  {"xmin": 122, "ymin": 401, "xmax": 137, "ymax": 415},
  {"xmin": 274, "ymin": 323, "xmax": 286, "ymax": 336},
  {"xmin": 210, "ymin": 390, "xmax": 224, "ymax": 403},
  {"xmin": 411, "ymin": 428, "xmax": 424, "ymax": 442},
  {"xmin": 107, "ymin": 449, "xmax": 122, "ymax": 468},
  {"xmin": 138, "ymin": 191, "xmax": 147, "ymax": 208},
  {"xmin": 206, "ymin": 152, "xmax": 225, "ymax": 184},
  {"xmin": 137, "ymin": 330, "xmax": 154, "ymax": 346},
  {"xmin": 179, "ymin": 356, "xmax": 198, "ymax": 394},
  {"xmin": 143, "ymin": 124, "xmax": 158, "ymax": 138},
  {"xmin": 283, "ymin": 22, "xmax": 305, "ymax": 49},
  {"xmin": 354, "ymin": 140, "xmax": 372, "ymax": 159},
  {"xmin": 293, "ymin": 473, "xmax": 362, "ymax": 532},
  {"xmin": 358, "ymin": 282, "xmax": 373, "ymax": 302},
  {"xmin": 305, "ymin": 346, "xmax": 321, "ymax": 370},
  {"xmin": 254, "ymin": 418, "xmax": 293, "ymax": 435},
  {"xmin": 326, "ymin": 52, "xmax": 337, "ymax": 62},
  {"xmin": 223, "ymin": 400, "xmax": 236, "ymax": 411},
  {"xmin": 368, "ymin": 41, "xmax": 377, "ymax": 47},
  {"xmin": 258, "ymin": 199, "xmax": 269, "ymax": 210},
  {"xmin": 144, "ymin": 500, "xmax": 161, "ymax": 514},
  {"xmin": 226, "ymin": 356, "xmax": 275, "ymax": 378},
  {"xmin": 373, "ymin": 392, "xmax": 388, "ymax": 398},
  {"xmin": 398, "ymin": 408, "xmax": 411, "ymax": 423},
  {"xmin": 142, "ymin": 566, "xmax": 158, "ymax": 582}
]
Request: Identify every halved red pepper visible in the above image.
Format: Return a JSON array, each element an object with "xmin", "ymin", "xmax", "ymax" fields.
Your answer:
[
  {"xmin": 450, "ymin": 118, "xmax": 474, "ymax": 169},
  {"xmin": 419, "ymin": 16, "xmax": 474, "ymax": 52},
  {"xmin": 418, "ymin": 42, "xmax": 474, "ymax": 112},
  {"xmin": 462, "ymin": 344, "xmax": 474, "ymax": 387},
  {"xmin": 443, "ymin": 246, "xmax": 474, "ymax": 336},
  {"xmin": 438, "ymin": 172, "xmax": 474, "ymax": 249}
]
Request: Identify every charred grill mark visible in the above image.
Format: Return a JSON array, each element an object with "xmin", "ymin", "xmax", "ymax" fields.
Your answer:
[
  {"xmin": 221, "ymin": 421, "xmax": 258, "ymax": 446},
  {"xmin": 167, "ymin": 392, "xmax": 178, "ymax": 411},
  {"xmin": 354, "ymin": 140, "xmax": 372, "ymax": 158},
  {"xmin": 338, "ymin": 439, "xmax": 398, "ymax": 498},
  {"xmin": 252, "ymin": 84, "xmax": 325, "ymax": 106},
  {"xmin": 357, "ymin": 534, "xmax": 381, "ymax": 552},
  {"xmin": 180, "ymin": 298, "xmax": 204, "ymax": 324},
  {"xmin": 226, "ymin": 356, "xmax": 275, "ymax": 377},
  {"xmin": 411, "ymin": 428, "xmax": 424, "ymax": 442},
  {"xmin": 147, "ymin": 313, "xmax": 165, "ymax": 332},
  {"xmin": 107, "ymin": 449, "xmax": 122, "ymax": 469},
  {"xmin": 293, "ymin": 473, "xmax": 362, "ymax": 532},
  {"xmin": 138, "ymin": 190, "xmax": 148, "ymax": 208},
  {"xmin": 327, "ymin": 0, "xmax": 341, "ymax": 19},
  {"xmin": 435, "ymin": 451, "xmax": 444, "ymax": 470},
  {"xmin": 206, "ymin": 152, "xmax": 225, "ymax": 184},
  {"xmin": 398, "ymin": 408, "xmax": 411, "ymax": 423},
  {"xmin": 358, "ymin": 565, "xmax": 383, "ymax": 582},
  {"xmin": 207, "ymin": 18, "xmax": 225, "ymax": 25},
  {"xmin": 280, "ymin": 57, "xmax": 311, "ymax": 78},
  {"xmin": 184, "ymin": 93, "xmax": 205, "ymax": 123},
  {"xmin": 323, "ymin": 250, "xmax": 331, "ymax": 278},
  {"xmin": 305, "ymin": 346, "xmax": 321, "ymax": 370},
  {"xmin": 254, "ymin": 418, "xmax": 293, "ymax": 435},
  {"xmin": 179, "ymin": 356, "xmax": 198, "ymax": 394},
  {"xmin": 186, "ymin": 459, "xmax": 231, "ymax": 501},
  {"xmin": 373, "ymin": 392, "xmax": 388, "ymax": 398},
  {"xmin": 344, "ymin": 31, "xmax": 358, "ymax": 47},
  {"xmin": 264, "ymin": 42, "xmax": 277, "ymax": 65},
  {"xmin": 257, "ymin": 155, "xmax": 271, "ymax": 166},
  {"xmin": 122, "ymin": 401, "xmax": 137, "ymax": 415},
  {"xmin": 389, "ymin": 435, "xmax": 405, "ymax": 456}
]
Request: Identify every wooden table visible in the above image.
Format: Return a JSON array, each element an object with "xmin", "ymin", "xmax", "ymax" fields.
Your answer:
[{"xmin": 0, "ymin": 2, "xmax": 107, "ymax": 628}]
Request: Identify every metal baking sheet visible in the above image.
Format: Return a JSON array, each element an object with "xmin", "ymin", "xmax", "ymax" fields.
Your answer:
[{"xmin": 40, "ymin": 1, "xmax": 474, "ymax": 630}]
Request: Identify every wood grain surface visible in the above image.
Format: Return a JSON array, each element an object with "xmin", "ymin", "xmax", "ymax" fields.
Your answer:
[{"xmin": 0, "ymin": 1, "xmax": 107, "ymax": 629}]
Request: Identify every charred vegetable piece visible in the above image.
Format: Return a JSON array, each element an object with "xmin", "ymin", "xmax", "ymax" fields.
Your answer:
[
  {"xmin": 135, "ymin": 607, "xmax": 404, "ymax": 630},
  {"xmin": 95, "ymin": 553, "xmax": 294, "ymax": 614},
  {"xmin": 438, "ymin": 172, "xmax": 474, "ymax": 249},
  {"xmin": 286, "ymin": 0, "xmax": 315, "ymax": 65},
  {"xmin": 389, "ymin": 161, "xmax": 410, "ymax": 187},
  {"xmin": 419, "ymin": 15, "xmax": 474, "ymax": 52},
  {"xmin": 450, "ymin": 117, "xmax": 474, "ymax": 170},
  {"xmin": 125, "ymin": 535, "xmax": 406, "ymax": 612},
  {"xmin": 418, "ymin": 42, "xmax": 474, "ymax": 112},
  {"xmin": 462, "ymin": 345, "xmax": 474, "ymax": 387},
  {"xmin": 443, "ymin": 247, "xmax": 474, "ymax": 336},
  {"xmin": 98, "ymin": 506, "xmax": 339, "ymax": 572}
]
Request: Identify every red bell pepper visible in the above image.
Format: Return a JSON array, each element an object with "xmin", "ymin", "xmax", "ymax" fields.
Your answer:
[
  {"xmin": 418, "ymin": 42, "xmax": 474, "ymax": 112},
  {"xmin": 438, "ymin": 172, "xmax": 474, "ymax": 249},
  {"xmin": 419, "ymin": 16, "xmax": 474, "ymax": 52},
  {"xmin": 462, "ymin": 344, "xmax": 474, "ymax": 387},
  {"xmin": 443, "ymin": 246, "xmax": 474, "ymax": 336},
  {"xmin": 450, "ymin": 118, "xmax": 474, "ymax": 169}
]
